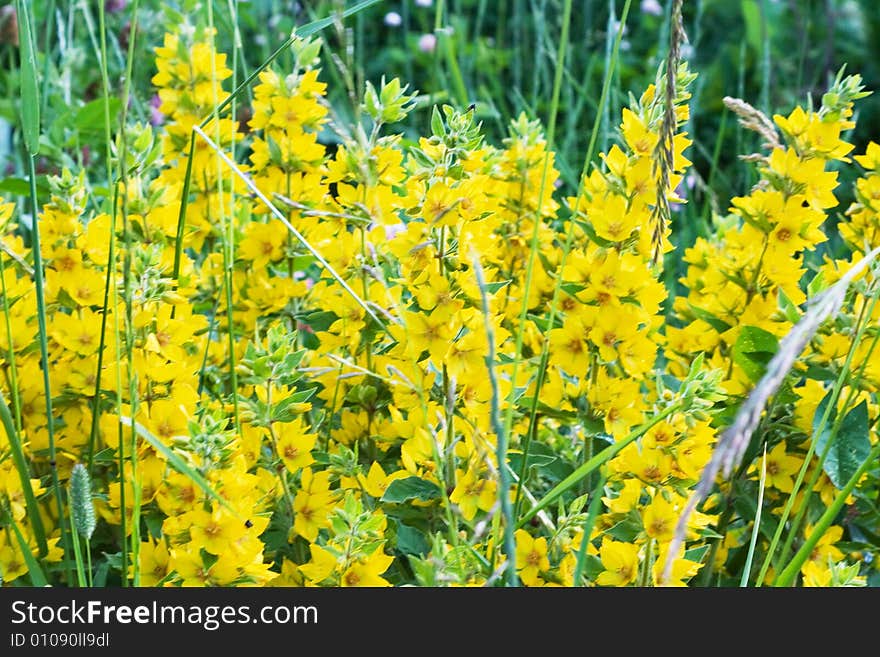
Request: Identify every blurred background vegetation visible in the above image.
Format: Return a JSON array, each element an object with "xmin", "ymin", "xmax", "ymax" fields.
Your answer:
[{"xmin": 1, "ymin": 0, "xmax": 879, "ymax": 282}]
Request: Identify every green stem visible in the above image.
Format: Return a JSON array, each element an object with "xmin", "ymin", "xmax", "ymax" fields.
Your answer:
[
  {"xmin": 86, "ymin": 540, "xmax": 94, "ymax": 587},
  {"xmin": 639, "ymin": 537, "xmax": 655, "ymax": 587},
  {"xmin": 0, "ymin": 391, "xmax": 46, "ymax": 555},
  {"xmin": 0, "ymin": 254, "xmax": 24, "ymax": 440},
  {"xmin": 741, "ymin": 444, "xmax": 767, "ymax": 587},
  {"xmin": 513, "ymin": 0, "xmax": 633, "ymax": 524},
  {"xmin": 573, "ymin": 468, "xmax": 606, "ymax": 586},
  {"xmin": 776, "ymin": 296, "xmax": 880, "ymax": 570},
  {"xmin": 518, "ymin": 400, "xmax": 678, "ymax": 528},
  {"xmin": 70, "ymin": 517, "xmax": 87, "ymax": 587},
  {"xmin": 505, "ymin": 0, "xmax": 574, "ymax": 515},
  {"xmin": 27, "ymin": 153, "xmax": 73, "ymax": 586},
  {"xmin": 756, "ymin": 284, "xmax": 878, "ymax": 585},
  {"xmin": 773, "ymin": 441, "xmax": 880, "ymax": 587},
  {"xmin": 114, "ymin": 0, "xmax": 143, "ymax": 588}
]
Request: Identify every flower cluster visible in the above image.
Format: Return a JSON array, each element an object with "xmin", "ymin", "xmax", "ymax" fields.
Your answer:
[
  {"xmin": 2, "ymin": 19, "xmax": 878, "ymax": 589},
  {"xmin": 668, "ymin": 70, "xmax": 877, "ymax": 585}
]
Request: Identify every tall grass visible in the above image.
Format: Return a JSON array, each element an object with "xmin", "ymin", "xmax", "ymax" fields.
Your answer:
[
  {"xmin": 511, "ymin": 0, "xmax": 633, "ymax": 526},
  {"xmin": 15, "ymin": 0, "xmax": 73, "ymax": 586}
]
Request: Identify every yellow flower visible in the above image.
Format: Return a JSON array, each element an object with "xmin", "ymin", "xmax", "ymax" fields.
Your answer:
[
  {"xmin": 239, "ymin": 220, "xmax": 286, "ymax": 267},
  {"xmin": 621, "ymin": 108, "xmax": 658, "ymax": 157},
  {"xmin": 514, "ymin": 529, "xmax": 550, "ymax": 586},
  {"xmin": 136, "ymin": 539, "xmax": 171, "ymax": 586},
  {"xmin": 653, "ymin": 544, "xmax": 702, "ymax": 586},
  {"xmin": 641, "ymin": 494, "xmax": 679, "ymax": 543},
  {"xmin": 450, "ymin": 467, "xmax": 497, "ymax": 521},
  {"xmin": 299, "ymin": 544, "xmax": 339, "ymax": 584},
  {"xmin": 0, "ymin": 532, "xmax": 28, "ymax": 583},
  {"xmin": 52, "ymin": 308, "xmax": 104, "ymax": 356},
  {"xmin": 596, "ymin": 538, "xmax": 640, "ymax": 587},
  {"xmin": 758, "ymin": 441, "xmax": 802, "ymax": 493},
  {"xmin": 341, "ymin": 549, "xmax": 394, "ymax": 587},
  {"xmin": 358, "ymin": 461, "xmax": 409, "ymax": 499},
  {"xmin": 64, "ymin": 267, "xmax": 106, "ymax": 308},
  {"xmin": 803, "ymin": 523, "xmax": 844, "ymax": 571},
  {"xmin": 275, "ymin": 419, "xmax": 317, "ymax": 473},
  {"xmin": 293, "ymin": 469, "xmax": 337, "ymax": 542},
  {"xmin": 548, "ymin": 317, "xmax": 590, "ymax": 376},
  {"xmin": 401, "ymin": 310, "xmax": 454, "ymax": 364},
  {"xmin": 590, "ymin": 194, "xmax": 640, "ymax": 243},
  {"xmin": 171, "ymin": 548, "xmax": 239, "ymax": 587},
  {"xmin": 603, "ymin": 478, "xmax": 643, "ymax": 514},
  {"xmin": 186, "ymin": 506, "xmax": 247, "ymax": 555}
]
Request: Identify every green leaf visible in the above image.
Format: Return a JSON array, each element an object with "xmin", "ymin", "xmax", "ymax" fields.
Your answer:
[
  {"xmin": 431, "ymin": 106, "xmax": 445, "ymax": 137},
  {"xmin": 509, "ymin": 439, "xmax": 574, "ymax": 483},
  {"xmin": 300, "ymin": 310, "xmax": 337, "ymax": 332},
  {"xmin": 816, "ymin": 400, "xmax": 870, "ymax": 489},
  {"xmin": 732, "ymin": 325, "xmax": 779, "ymax": 381},
  {"xmin": 526, "ymin": 312, "xmax": 563, "ymax": 332},
  {"xmin": 803, "ymin": 365, "xmax": 836, "ymax": 382},
  {"xmin": 579, "ymin": 553, "xmax": 604, "ymax": 581},
  {"xmin": 485, "ymin": 280, "xmax": 511, "ymax": 294},
  {"xmin": 508, "ymin": 450, "xmax": 558, "ymax": 472},
  {"xmin": 687, "ymin": 304, "xmax": 732, "ymax": 334},
  {"xmin": 0, "ymin": 177, "xmax": 49, "ymax": 197},
  {"xmin": 272, "ymin": 388, "xmax": 317, "ymax": 422},
  {"xmin": 381, "ymin": 476, "xmax": 442, "ymax": 504},
  {"xmin": 573, "ymin": 219, "xmax": 614, "ymax": 248},
  {"xmin": 392, "ymin": 520, "xmax": 429, "ymax": 556},
  {"xmin": 605, "ymin": 511, "xmax": 643, "ymax": 543},
  {"xmin": 684, "ymin": 544, "xmax": 710, "ymax": 564},
  {"xmin": 75, "ymin": 98, "xmax": 121, "ymax": 135},
  {"xmin": 777, "ymin": 288, "xmax": 801, "ymax": 324},
  {"xmin": 15, "ymin": 0, "xmax": 40, "ymax": 155},
  {"xmin": 807, "ymin": 271, "xmax": 828, "ymax": 298},
  {"xmin": 560, "ymin": 282, "xmax": 586, "ymax": 296}
]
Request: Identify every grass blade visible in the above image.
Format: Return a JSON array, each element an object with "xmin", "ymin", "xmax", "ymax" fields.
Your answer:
[
  {"xmin": 573, "ymin": 468, "xmax": 607, "ymax": 586},
  {"xmin": 518, "ymin": 401, "xmax": 679, "ymax": 528},
  {"xmin": 740, "ymin": 443, "xmax": 767, "ymax": 586},
  {"xmin": 19, "ymin": 10, "xmax": 74, "ymax": 580},
  {"xmin": 14, "ymin": 0, "xmax": 39, "ymax": 155},
  {"xmin": 0, "ymin": 390, "xmax": 47, "ymax": 555},
  {"xmin": 773, "ymin": 441, "xmax": 880, "ymax": 587},
  {"xmin": 206, "ymin": 0, "xmax": 382, "ymax": 126},
  {"xmin": 2, "ymin": 504, "xmax": 48, "ymax": 587},
  {"xmin": 473, "ymin": 253, "xmax": 518, "ymax": 587},
  {"xmin": 663, "ymin": 245, "xmax": 880, "ymax": 585},
  {"xmin": 119, "ymin": 416, "xmax": 239, "ymax": 518},
  {"xmin": 191, "ymin": 124, "xmax": 392, "ymax": 335}
]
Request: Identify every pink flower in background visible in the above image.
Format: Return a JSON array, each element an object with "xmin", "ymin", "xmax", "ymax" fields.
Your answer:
[
  {"xmin": 418, "ymin": 33, "xmax": 437, "ymax": 53},
  {"xmin": 149, "ymin": 94, "xmax": 165, "ymax": 126},
  {"xmin": 670, "ymin": 172, "xmax": 697, "ymax": 211},
  {"xmin": 384, "ymin": 12, "xmax": 402, "ymax": 27},
  {"xmin": 641, "ymin": 0, "xmax": 663, "ymax": 17}
]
